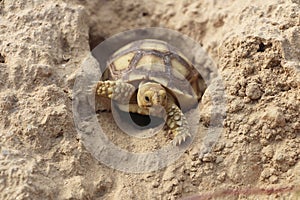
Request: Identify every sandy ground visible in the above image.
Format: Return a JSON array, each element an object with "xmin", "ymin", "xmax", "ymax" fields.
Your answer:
[{"xmin": 0, "ymin": 0, "xmax": 299, "ymax": 199}]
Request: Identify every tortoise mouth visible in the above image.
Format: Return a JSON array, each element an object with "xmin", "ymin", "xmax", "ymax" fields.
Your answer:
[
  {"xmin": 144, "ymin": 101, "xmax": 166, "ymax": 108},
  {"xmin": 144, "ymin": 104, "xmax": 162, "ymax": 108}
]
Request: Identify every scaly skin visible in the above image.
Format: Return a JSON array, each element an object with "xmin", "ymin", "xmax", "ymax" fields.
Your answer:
[
  {"xmin": 166, "ymin": 103, "xmax": 191, "ymax": 146},
  {"xmin": 96, "ymin": 80, "xmax": 135, "ymax": 103}
]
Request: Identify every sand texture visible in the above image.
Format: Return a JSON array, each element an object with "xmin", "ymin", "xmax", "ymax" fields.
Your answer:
[{"xmin": 0, "ymin": 0, "xmax": 299, "ymax": 199}]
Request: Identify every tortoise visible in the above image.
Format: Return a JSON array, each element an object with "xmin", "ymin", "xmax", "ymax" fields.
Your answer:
[{"xmin": 94, "ymin": 39, "xmax": 206, "ymax": 145}]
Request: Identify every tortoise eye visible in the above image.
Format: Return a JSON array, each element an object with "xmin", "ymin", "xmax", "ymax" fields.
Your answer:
[{"xmin": 145, "ymin": 96, "xmax": 150, "ymax": 102}]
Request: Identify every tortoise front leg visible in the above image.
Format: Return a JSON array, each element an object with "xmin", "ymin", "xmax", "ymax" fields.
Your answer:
[
  {"xmin": 95, "ymin": 80, "xmax": 135, "ymax": 103},
  {"xmin": 166, "ymin": 103, "xmax": 191, "ymax": 146}
]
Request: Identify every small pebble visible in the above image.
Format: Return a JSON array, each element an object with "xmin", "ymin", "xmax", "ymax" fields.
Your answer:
[{"xmin": 245, "ymin": 82, "xmax": 263, "ymax": 100}]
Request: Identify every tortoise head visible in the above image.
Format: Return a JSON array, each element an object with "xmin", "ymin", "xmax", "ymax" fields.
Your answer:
[{"xmin": 137, "ymin": 82, "xmax": 167, "ymax": 108}]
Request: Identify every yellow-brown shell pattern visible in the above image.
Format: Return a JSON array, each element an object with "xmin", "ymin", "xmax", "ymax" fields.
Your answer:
[{"xmin": 102, "ymin": 39, "xmax": 206, "ymax": 110}]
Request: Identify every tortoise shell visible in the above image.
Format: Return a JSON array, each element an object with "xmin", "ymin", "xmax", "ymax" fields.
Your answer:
[{"xmin": 102, "ymin": 39, "xmax": 206, "ymax": 112}]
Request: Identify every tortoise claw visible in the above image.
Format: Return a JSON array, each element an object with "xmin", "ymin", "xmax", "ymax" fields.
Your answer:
[{"xmin": 172, "ymin": 129, "xmax": 191, "ymax": 146}]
